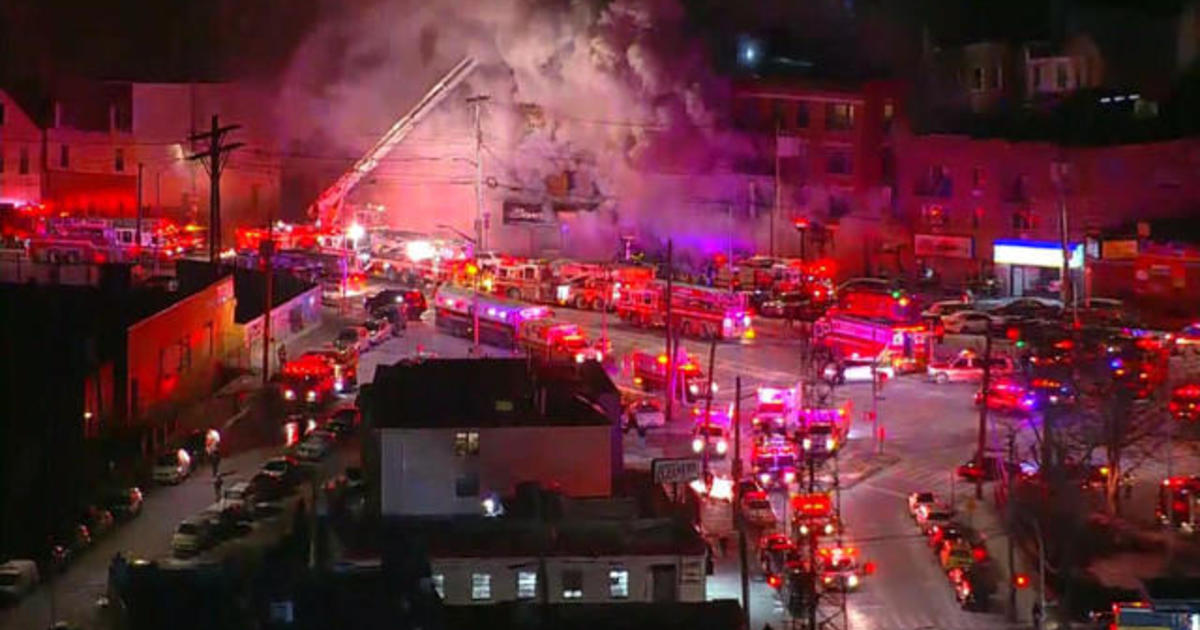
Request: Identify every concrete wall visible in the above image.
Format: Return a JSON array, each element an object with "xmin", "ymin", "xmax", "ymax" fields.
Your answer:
[
  {"xmin": 235, "ymin": 284, "xmax": 323, "ymax": 373},
  {"xmin": 379, "ymin": 424, "xmax": 614, "ymax": 516},
  {"xmin": 432, "ymin": 553, "xmax": 706, "ymax": 605},
  {"xmin": 125, "ymin": 275, "xmax": 239, "ymax": 424}
]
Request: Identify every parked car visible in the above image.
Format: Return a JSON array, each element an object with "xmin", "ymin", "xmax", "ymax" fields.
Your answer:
[
  {"xmin": 927, "ymin": 351, "xmax": 1016, "ymax": 384},
  {"xmin": 324, "ymin": 409, "xmax": 359, "ymax": 438},
  {"xmin": 0, "ymin": 559, "xmax": 39, "ymax": 602},
  {"xmin": 364, "ymin": 289, "xmax": 408, "ymax": 313},
  {"xmin": 248, "ymin": 472, "xmax": 290, "ymax": 502},
  {"xmin": 334, "ymin": 326, "xmax": 371, "ymax": 354},
  {"xmin": 152, "ymin": 448, "xmax": 193, "ymax": 485},
  {"xmin": 908, "ymin": 491, "xmax": 937, "ymax": 519},
  {"xmin": 823, "ymin": 357, "xmax": 895, "ymax": 384},
  {"xmin": 214, "ymin": 481, "xmax": 254, "ymax": 515},
  {"xmin": 941, "ymin": 310, "xmax": 993, "ymax": 334},
  {"xmin": 171, "ymin": 517, "xmax": 213, "ymax": 556},
  {"xmin": 102, "ymin": 486, "xmax": 144, "ymax": 520},
  {"xmin": 362, "ymin": 317, "xmax": 393, "ymax": 345},
  {"xmin": 917, "ymin": 505, "xmax": 956, "ymax": 535},
  {"xmin": 296, "ymin": 430, "xmax": 336, "ymax": 461},
  {"xmin": 624, "ymin": 399, "xmax": 665, "ymax": 435},
  {"xmin": 921, "ymin": 300, "xmax": 973, "ymax": 320},
  {"xmin": 80, "ymin": 506, "xmax": 115, "ymax": 538},
  {"xmin": 956, "ymin": 455, "xmax": 1004, "ymax": 482},
  {"xmin": 260, "ymin": 456, "xmax": 304, "ymax": 486},
  {"xmin": 50, "ymin": 523, "xmax": 92, "ymax": 565}
]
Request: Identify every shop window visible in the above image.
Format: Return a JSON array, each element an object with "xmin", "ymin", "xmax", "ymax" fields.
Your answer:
[
  {"xmin": 431, "ymin": 574, "xmax": 445, "ymax": 599},
  {"xmin": 609, "ymin": 569, "xmax": 629, "ymax": 598},
  {"xmin": 562, "ymin": 569, "xmax": 584, "ymax": 599}
]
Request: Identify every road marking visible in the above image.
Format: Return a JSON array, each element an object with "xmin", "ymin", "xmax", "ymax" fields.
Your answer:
[{"xmin": 854, "ymin": 482, "xmax": 909, "ymax": 499}]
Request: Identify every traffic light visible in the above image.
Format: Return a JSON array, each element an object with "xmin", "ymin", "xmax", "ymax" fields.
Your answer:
[{"xmin": 1013, "ymin": 573, "xmax": 1031, "ymax": 589}]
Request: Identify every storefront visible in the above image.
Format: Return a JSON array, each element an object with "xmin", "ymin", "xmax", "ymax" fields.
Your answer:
[
  {"xmin": 913, "ymin": 233, "xmax": 976, "ymax": 285},
  {"xmin": 992, "ymin": 239, "xmax": 1082, "ymax": 298}
]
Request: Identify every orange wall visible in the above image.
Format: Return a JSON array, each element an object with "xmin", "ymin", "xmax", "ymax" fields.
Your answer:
[{"xmin": 125, "ymin": 276, "xmax": 238, "ymax": 423}]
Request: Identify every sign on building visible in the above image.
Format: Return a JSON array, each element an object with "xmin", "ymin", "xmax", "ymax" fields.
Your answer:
[
  {"xmin": 652, "ymin": 457, "xmax": 702, "ymax": 483},
  {"xmin": 503, "ymin": 200, "xmax": 549, "ymax": 225},
  {"xmin": 914, "ymin": 234, "xmax": 974, "ymax": 259}
]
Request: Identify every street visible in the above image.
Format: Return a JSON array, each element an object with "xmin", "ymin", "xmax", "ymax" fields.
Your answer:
[{"xmin": 6, "ymin": 294, "xmax": 1197, "ymax": 630}]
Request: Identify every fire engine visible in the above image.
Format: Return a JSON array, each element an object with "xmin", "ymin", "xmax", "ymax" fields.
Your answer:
[
  {"xmin": 279, "ymin": 355, "xmax": 337, "ymax": 407},
  {"xmin": 629, "ymin": 348, "xmax": 716, "ymax": 403},
  {"xmin": 433, "ymin": 284, "xmax": 552, "ymax": 348},
  {"xmin": 517, "ymin": 319, "xmax": 604, "ymax": 364},
  {"xmin": 1157, "ymin": 475, "xmax": 1200, "ymax": 532},
  {"xmin": 790, "ymin": 492, "xmax": 839, "ymax": 540},
  {"xmin": 616, "ymin": 281, "xmax": 752, "ymax": 340},
  {"xmin": 554, "ymin": 264, "xmax": 655, "ymax": 311},
  {"xmin": 795, "ymin": 404, "xmax": 852, "ymax": 457},
  {"xmin": 235, "ymin": 222, "xmax": 326, "ymax": 253},
  {"xmin": 475, "ymin": 256, "xmax": 557, "ymax": 303},
  {"xmin": 815, "ymin": 300, "xmax": 931, "ymax": 373},
  {"xmin": 26, "ymin": 217, "xmax": 194, "ymax": 264},
  {"xmin": 752, "ymin": 385, "xmax": 798, "ymax": 434},
  {"xmin": 299, "ymin": 348, "xmax": 359, "ymax": 393}
]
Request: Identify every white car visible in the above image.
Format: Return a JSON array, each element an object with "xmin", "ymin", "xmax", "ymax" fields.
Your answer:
[
  {"xmin": 0, "ymin": 559, "xmax": 39, "ymax": 601},
  {"xmin": 212, "ymin": 481, "xmax": 254, "ymax": 514},
  {"xmin": 625, "ymin": 400, "xmax": 666, "ymax": 434},
  {"xmin": 823, "ymin": 359, "xmax": 895, "ymax": 384},
  {"xmin": 152, "ymin": 449, "xmax": 193, "ymax": 485},
  {"xmin": 295, "ymin": 431, "xmax": 335, "ymax": 461},
  {"xmin": 908, "ymin": 491, "xmax": 937, "ymax": 518},
  {"xmin": 171, "ymin": 517, "xmax": 213, "ymax": 555},
  {"xmin": 941, "ymin": 310, "xmax": 994, "ymax": 334},
  {"xmin": 740, "ymin": 491, "xmax": 778, "ymax": 527},
  {"xmin": 921, "ymin": 300, "xmax": 973, "ymax": 320}
]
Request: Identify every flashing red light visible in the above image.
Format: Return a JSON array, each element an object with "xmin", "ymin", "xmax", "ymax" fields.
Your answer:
[
  {"xmin": 1054, "ymin": 339, "xmax": 1074, "ymax": 350},
  {"xmin": 1006, "ymin": 327, "xmax": 1021, "ymax": 341},
  {"xmin": 1013, "ymin": 573, "xmax": 1031, "ymax": 589},
  {"xmin": 793, "ymin": 218, "xmax": 810, "ymax": 230},
  {"xmin": 972, "ymin": 547, "xmax": 987, "ymax": 562},
  {"xmin": 657, "ymin": 354, "xmax": 669, "ymax": 365},
  {"xmin": 863, "ymin": 561, "xmax": 876, "ymax": 575},
  {"xmin": 767, "ymin": 574, "xmax": 782, "ymax": 589},
  {"xmin": 791, "ymin": 493, "xmax": 832, "ymax": 516},
  {"xmin": 1175, "ymin": 384, "xmax": 1200, "ymax": 398}
]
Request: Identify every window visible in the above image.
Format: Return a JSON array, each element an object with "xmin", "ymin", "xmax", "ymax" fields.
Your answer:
[
  {"xmin": 1056, "ymin": 63, "xmax": 1068, "ymax": 89},
  {"xmin": 824, "ymin": 102, "xmax": 854, "ymax": 131},
  {"xmin": 772, "ymin": 100, "xmax": 787, "ymax": 130},
  {"xmin": 826, "ymin": 151, "xmax": 852, "ymax": 175},
  {"xmin": 609, "ymin": 569, "xmax": 629, "ymax": 598},
  {"xmin": 60, "ymin": 144, "xmax": 69, "ymax": 168},
  {"xmin": 1033, "ymin": 65, "xmax": 1043, "ymax": 90},
  {"xmin": 471, "ymin": 573, "xmax": 491, "ymax": 600},
  {"xmin": 882, "ymin": 100, "xmax": 894, "ymax": 132},
  {"xmin": 454, "ymin": 431, "xmax": 480, "ymax": 456},
  {"xmin": 19, "ymin": 146, "xmax": 29, "ymax": 174},
  {"xmin": 795, "ymin": 102, "xmax": 810, "ymax": 128},
  {"xmin": 115, "ymin": 148, "xmax": 125, "ymax": 172},
  {"xmin": 431, "ymin": 574, "xmax": 445, "ymax": 599},
  {"xmin": 971, "ymin": 67, "xmax": 984, "ymax": 91},
  {"xmin": 455, "ymin": 472, "xmax": 480, "ymax": 497},
  {"xmin": 562, "ymin": 569, "xmax": 583, "ymax": 599},
  {"xmin": 991, "ymin": 64, "xmax": 1002, "ymax": 89},
  {"xmin": 0, "ymin": 102, "xmax": 5, "ymax": 125},
  {"xmin": 517, "ymin": 571, "xmax": 538, "ymax": 599}
]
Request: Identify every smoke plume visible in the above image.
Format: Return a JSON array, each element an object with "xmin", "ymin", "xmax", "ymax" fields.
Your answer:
[{"xmin": 278, "ymin": 0, "xmax": 757, "ymax": 261}]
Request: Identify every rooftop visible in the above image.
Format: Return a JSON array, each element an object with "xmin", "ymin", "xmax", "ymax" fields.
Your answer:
[{"xmin": 362, "ymin": 358, "xmax": 618, "ymax": 429}]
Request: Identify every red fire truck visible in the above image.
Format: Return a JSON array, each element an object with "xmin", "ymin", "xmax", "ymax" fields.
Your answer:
[
  {"xmin": 1157, "ymin": 475, "xmax": 1200, "ymax": 532},
  {"xmin": 299, "ymin": 347, "xmax": 359, "ymax": 393},
  {"xmin": 815, "ymin": 314, "xmax": 930, "ymax": 373},
  {"xmin": 478, "ymin": 255, "xmax": 556, "ymax": 302},
  {"xmin": 279, "ymin": 355, "xmax": 337, "ymax": 407},
  {"xmin": 629, "ymin": 348, "xmax": 716, "ymax": 403},
  {"xmin": 517, "ymin": 319, "xmax": 605, "ymax": 363},
  {"xmin": 433, "ymin": 283, "xmax": 552, "ymax": 348},
  {"xmin": 555, "ymin": 264, "xmax": 655, "ymax": 311},
  {"xmin": 616, "ymin": 281, "xmax": 752, "ymax": 340}
]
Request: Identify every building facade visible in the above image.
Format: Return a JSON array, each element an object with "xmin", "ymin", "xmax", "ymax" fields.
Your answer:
[{"xmin": 0, "ymin": 89, "xmax": 45, "ymax": 206}]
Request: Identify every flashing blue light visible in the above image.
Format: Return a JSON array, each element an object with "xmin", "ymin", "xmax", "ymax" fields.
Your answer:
[{"xmin": 1110, "ymin": 358, "xmax": 1123, "ymax": 370}]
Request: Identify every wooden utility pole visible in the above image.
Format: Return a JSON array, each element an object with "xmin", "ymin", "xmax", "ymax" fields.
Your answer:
[
  {"xmin": 976, "ymin": 323, "xmax": 994, "ymax": 499},
  {"xmin": 734, "ymin": 376, "xmax": 750, "ymax": 629},
  {"xmin": 260, "ymin": 187, "xmax": 273, "ymax": 385},
  {"xmin": 188, "ymin": 115, "xmax": 244, "ymax": 263},
  {"xmin": 664, "ymin": 240, "xmax": 675, "ymax": 422},
  {"xmin": 135, "ymin": 162, "xmax": 144, "ymax": 255}
]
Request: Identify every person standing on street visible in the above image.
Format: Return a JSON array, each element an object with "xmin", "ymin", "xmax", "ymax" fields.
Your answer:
[
  {"xmin": 1032, "ymin": 600, "xmax": 1044, "ymax": 630},
  {"xmin": 210, "ymin": 446, "xmax": 221, "ymax": 478}
]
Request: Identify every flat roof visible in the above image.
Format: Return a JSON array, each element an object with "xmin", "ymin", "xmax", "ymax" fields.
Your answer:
[{"xmin": 362, "ymin": 358, "xmax": 617, "ymax": 429}]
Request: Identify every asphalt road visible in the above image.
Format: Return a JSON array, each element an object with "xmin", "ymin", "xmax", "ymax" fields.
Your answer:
[{"xmin": 8, "ymin": 290, "xmax": 1197, "ymax": 630}]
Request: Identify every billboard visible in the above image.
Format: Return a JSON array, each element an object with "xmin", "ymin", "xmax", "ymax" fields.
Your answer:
[
  {"xmin": 502, "ymin": 200, "xmax": 549, "ymax": 225},
  {"xmin": 914, "ymin": 234, "xmax": 974, "ymax": 259}
]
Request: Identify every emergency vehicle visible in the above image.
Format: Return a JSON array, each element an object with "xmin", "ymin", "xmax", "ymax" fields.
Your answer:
[
  {"xmin": 790, "ymin": 492, "xmax": 841, "ymax": 540},
  {"xmin": 478, "ymin": 256, "xmax": 556, "ymax": 303},
  {"xmin": 629, "ymin": 348, "xmax": 716, "ymax": 403},
  {"xmin": 794, "ymin": 404, "xmax": 851, "ymax": 457},
  {"xmin": 616, "ymin": 281, "xmax": 753, "ymax": 340},
  {"xmin": 235, "ymin": 222, "xmax": 325, "ymax": 253},
  {"xmin": 554, "ymin": 264, "xmax": 655, "ymax": 311},
  {"xmin": 815, "ymin": 312, "xmax": 931, "ymax": 373},
  {"xmin": 752, "ymin": 385, "xmax": 798, "ymax": 434},
  {"xmin": 752, "ymin": 437, "xmax": 799, "ymax": 489},
  {"xmin": 433, "ymin": 284, "xmax": 551, "ymax": 348},
  {"xmin": 817, "ymin": 546, "xmax": 867, "ymax": 591},
  {"xmin": 1169, "ymin": 384, "xmax": 1200, "ymax": 421},
  {"xmin": 299, "ymin": 348, "xmax": 359, "ymax": 393},
  {"xmin": 516, "ymin": 319, "xmax": 604, "ymax": 364},
  {"xmin": 279, "ymin": 355, "xmax": 337, "ymax": 407},
  {"xmin": 1157, "ymin": 475, "xmax": 1200, "ymax": 532}
]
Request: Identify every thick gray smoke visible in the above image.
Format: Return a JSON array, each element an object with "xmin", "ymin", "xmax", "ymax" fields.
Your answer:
[{"xmin": 278, "ymin": 0, "xmax": 757, "ymax": 260}]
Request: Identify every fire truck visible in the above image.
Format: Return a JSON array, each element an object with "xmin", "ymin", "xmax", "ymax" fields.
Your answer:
[
  {"xmin": 517, "ymin": 319, "xmax": 604, "ymax": 363},
  {"xmin": 299, "ymin": 348, "xmax": 359, "ymax": 393},
  {"xmin": 815, "ymin": 303, "xmax": 931, "ymax": 374},
  {"xmin": 433, "ymin": 284, "xmax": 552, "ymax": 348},
  {"xmin": 279, "ymin": 355, "xmax": 337, "ymax": 407},
  {"xmin": 1157, "ymin": 475, "xmax": 1200, "ymax": 532},
  {"xmin": 27, "ymin": 217, "xmax": 193, "ymax": 264},
  {"xmin": 554, "ymin": 264, "xmax": 655, "ymax": 311},
  {"xmin": 794, "ymin": 403, "xmax": 852, "ymax": 457},
  {"xmin": 752, "ymin": 384, "xmax": 799, "ymax": 434},
  {"xmin": 616, "ymin": 281, "xmax": 752, "ymax": 340},
  {"xmin": 477, "ymin": 256, "xmax": 556, "ymax": 303},
  {"xmin": 629, "ymin": 348, "xmax": 716, "ymax": 403}
]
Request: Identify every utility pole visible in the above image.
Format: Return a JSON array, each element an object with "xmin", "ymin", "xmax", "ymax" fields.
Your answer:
[
  {"xmin": 700, "ymin": 336, "xmax": 718, "ymax": 480},
  {"xmin": 772, "ymin": 120, "xmax": 781, "ymax": 258},
  {"xmin": 261, "ymin": 187, "xmax": 274, "ymax": 385},
  {"xmin": 733, "ymin": 376, "xmax": 750, "ymax": 629},
  {"xmin": 468, "ymin": 95, "xmax": 489, "ymax": 252},
  {"xmin": 664, "ymin": 240, "xmax": 675, "ymax": 422},
  {"xmin": 135, "ymin": 162, "xmax": 144, "ymax": 257},
  {"xmin": 1054, "ymin": 159, "xmax": 1077, "ymax": 327},
  {"xmin": 977, "ymin": 322, "xmax": 994, "ymax": 499},
  {"xmin": 1006, "ymin": 431, "xmax": 1018, "ymax": 622},
  {"xmin": 188, "ymin": 115, "xmax": 243, "ymax": 263}
]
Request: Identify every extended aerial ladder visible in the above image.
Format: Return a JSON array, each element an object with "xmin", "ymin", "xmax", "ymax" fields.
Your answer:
[{"xmin": 308, "ymin": 57, "xmax": 479, "ymax": 227}]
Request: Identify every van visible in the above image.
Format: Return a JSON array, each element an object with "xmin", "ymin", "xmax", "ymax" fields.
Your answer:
[{"xmin": 0, "ymin": 559, "xmax": 39, "ymax": 602}]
